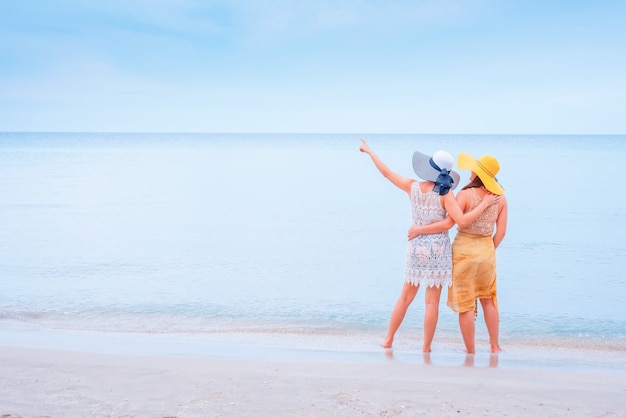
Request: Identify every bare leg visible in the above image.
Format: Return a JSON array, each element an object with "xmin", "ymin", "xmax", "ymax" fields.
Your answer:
[
  {"xmin": 381, "ymin": 282, "xmax": 419, "ymax": 348},
  {"xmin": 422, "ymin": 285, "xmax": 442, "ymax": 353},
  {"xmin": 480, "ymin": 297, "xmax": 501, "ymax": 353},
  {"xmin": 459, "ymin": 310, "xmax": 475, "ymax": 354}
]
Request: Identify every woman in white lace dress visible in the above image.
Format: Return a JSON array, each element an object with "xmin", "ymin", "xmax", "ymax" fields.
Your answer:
[{"xmin": 359, "ymin": 139, "xmax": 498, "ymax": 352}]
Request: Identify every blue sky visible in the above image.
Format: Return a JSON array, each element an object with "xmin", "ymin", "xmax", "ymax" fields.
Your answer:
[{"xmin": 1, "ymin": 0, "xmax": 624, "ymax": 134}]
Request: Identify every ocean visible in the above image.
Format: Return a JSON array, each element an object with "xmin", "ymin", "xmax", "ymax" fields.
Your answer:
[{"xmin": 1, "ymin": 132, "xmax": 625, "ymax": 371}]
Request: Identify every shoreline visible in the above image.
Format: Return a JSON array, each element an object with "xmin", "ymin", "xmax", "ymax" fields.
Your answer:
[
  {"xmin": 2, "ymin": 325, "xmax": 626, "ymax": 373},
  {"xmin": 1, "ymin": 345, "xmax": 625, "ymax": 417},
  {"xmin": 3, "ymin": 324, "xmax": 626, "ymax": 375}
]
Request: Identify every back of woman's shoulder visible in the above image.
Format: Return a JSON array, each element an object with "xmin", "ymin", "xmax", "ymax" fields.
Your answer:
[{"xmin": 418, "ymin": 180, "xmax": 434, "ymax": 194}]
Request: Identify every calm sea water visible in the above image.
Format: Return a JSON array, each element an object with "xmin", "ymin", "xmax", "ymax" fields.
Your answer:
[{"xmin": 1, "ymin": 133, "xmax": 625, "ymax": 369}]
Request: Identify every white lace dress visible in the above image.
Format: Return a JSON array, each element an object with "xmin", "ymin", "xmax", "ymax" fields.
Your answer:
[{"xmin": 404, "ymin": 182, "xmax": 453, "ymax": 287}]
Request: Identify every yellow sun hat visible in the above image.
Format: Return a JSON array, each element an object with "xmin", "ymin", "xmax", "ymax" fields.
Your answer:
[{"xmin": 457, "ymin": 152, "xmax": 505, "ymax": 195}]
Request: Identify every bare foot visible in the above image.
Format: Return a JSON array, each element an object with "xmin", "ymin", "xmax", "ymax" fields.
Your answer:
[
  {"xmin": 381, "ymin": 338, "xmax": 393, "ymax": 349},
  {"xmin": 463, "ymin": 354, "xmax": 475, "ymax": 367},
  {"xmin": 491, "ymin": 345, "xmax": 503, "ymax": 353},
  {"xmin": 489, "ymin": 353, "xmax": 499, "ymax": 368}
]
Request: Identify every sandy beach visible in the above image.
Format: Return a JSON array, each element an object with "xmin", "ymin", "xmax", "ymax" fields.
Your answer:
[{"xmin": 1, "ymin": 345, "xmax": 625, "ymax": 417}]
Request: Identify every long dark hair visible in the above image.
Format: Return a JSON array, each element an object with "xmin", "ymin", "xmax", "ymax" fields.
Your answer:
[{"xmin": 461, "ymin": 175, "xmax": 485, "ymax": 191}]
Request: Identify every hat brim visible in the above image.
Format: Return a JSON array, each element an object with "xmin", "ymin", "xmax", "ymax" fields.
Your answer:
[
  {"xmin": 457, "ymin": 152, "xmax": 505, "ymax": 195},
  {"xmin": 412, "ymin": 151, "xmax": 460, "ymax": 190}
]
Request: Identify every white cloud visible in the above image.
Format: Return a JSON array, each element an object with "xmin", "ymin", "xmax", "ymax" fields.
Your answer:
[
  {"xmin": 1, "ymin": 0, "xmax": 624, "ymax": 134},
  {"xmin": 232, "ymin": 0, "xmax": 491, "ymax": 40}
]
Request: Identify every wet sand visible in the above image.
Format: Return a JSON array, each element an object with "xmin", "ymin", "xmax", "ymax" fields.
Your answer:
[{"xmin": 1, "ymin": 345, "xmax": 625, "ymax": 417}]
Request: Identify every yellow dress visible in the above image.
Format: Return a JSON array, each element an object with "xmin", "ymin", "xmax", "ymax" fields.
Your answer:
[{"xmin": 447, "ymin": 188, "xmax": 499, "ymax": 314}]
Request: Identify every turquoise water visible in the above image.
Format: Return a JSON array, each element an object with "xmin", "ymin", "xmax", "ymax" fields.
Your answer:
[{"xmin": 1, "ymin": 133, "xmax": 625, "ymax": 370}]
